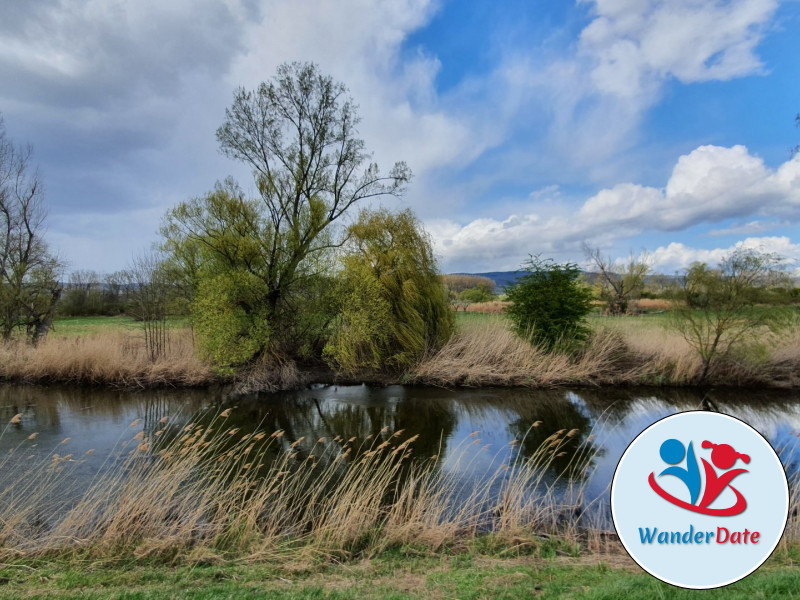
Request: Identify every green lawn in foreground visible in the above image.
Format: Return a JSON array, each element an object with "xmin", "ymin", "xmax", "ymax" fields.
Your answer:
[
  {"xmin": 1, "ymin": 553, "xmax": 798, "ymax": 599},
  {"xmin": 50, "ymin": 315, "xmax": 190, "ymax": 337}
]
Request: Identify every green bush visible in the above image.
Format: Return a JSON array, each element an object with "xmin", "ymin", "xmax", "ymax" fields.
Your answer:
[{"xmin": 504, "ymin": 256, "xmax": 593, "ymax": 352}]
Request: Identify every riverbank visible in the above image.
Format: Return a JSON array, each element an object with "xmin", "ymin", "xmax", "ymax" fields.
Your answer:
[
  {"xmin": 1, "ymin": 313, "xmax": 798, "ymax": 391},
  {"xmin": 3, "ymin": 549, "xmax": 800, "ymax": 599},
  {"xmin": 2, "ymin": 403, "xmax": 799, "ymax": 568},
  {"xmin": 3, "ymin": 385, "xmax": 799, "ymax": 598}
]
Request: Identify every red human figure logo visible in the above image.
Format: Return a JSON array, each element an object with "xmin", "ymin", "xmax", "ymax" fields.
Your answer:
[
  {"xmin": 648, "ymin": 439, "xmax": 750, "ymax": 515},
  {"xmin": 698, "ymin": 441, "xmax": 750, "ymax": 512}
]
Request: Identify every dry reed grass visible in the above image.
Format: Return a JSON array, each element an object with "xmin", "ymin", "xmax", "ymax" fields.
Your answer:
[
  {"xmin": 0, "ymin": 330, "xmax": 214, "ymax": 388},
  {"xmin": 635, "ymin": 298, "xmax": 678, "ymax": 311},
  {"xmin": 1, "ymin": 313, "xmax": 797, "ymax": 390},
  {"xmin": 415, "ymin": 317, "xmax": 800, "ymax": 388},
  {"xmin": 415, "ymin": 320, "xmax": 635, "ymax": 387},
  {"xmin": 0, "ymin": 410, "xmax": 607, "ymax": 564},
  {"xmin": 465, "ymin": 301, "xmax": 511, "ymax": 314}
]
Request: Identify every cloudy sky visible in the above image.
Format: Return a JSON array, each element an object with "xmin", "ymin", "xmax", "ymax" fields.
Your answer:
[{"xmin": 1, "ymin": 0, "xmax": 798, "ymax": 275}]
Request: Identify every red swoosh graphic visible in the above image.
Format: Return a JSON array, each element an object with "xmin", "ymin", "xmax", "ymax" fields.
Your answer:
[{"xmin": 648, "ymin": 472, "xmax": 747, "ymax": 516}]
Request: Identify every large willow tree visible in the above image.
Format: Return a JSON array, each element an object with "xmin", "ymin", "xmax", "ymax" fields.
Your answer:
[
  {"xmin": 325, "ymin": 209, "xmax": 454, "ymax": 373},
  {"xmin": 162, "ymin": 62, "xmax": 410, "ymax": 365}
]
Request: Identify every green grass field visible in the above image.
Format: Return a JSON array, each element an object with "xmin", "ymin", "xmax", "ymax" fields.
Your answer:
[
  {"xmin": 454, "ymin": 309, "xmax": 672, "ymax": 333},
  {"xmin": 1, "ymin": 552, "xmax": 798, "ymax": 599},
  {"xmin": 51, "ymin": 305, "xmax": 795, "ymax": 338},
  {"xmin": 50, "ymin": 315, "xmax": 190, "ymax": 337}
]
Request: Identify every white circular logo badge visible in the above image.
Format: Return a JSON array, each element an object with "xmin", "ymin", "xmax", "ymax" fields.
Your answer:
[{"xmin": 611, "ymin": 411, "xmax": 789, "ymax": 589}]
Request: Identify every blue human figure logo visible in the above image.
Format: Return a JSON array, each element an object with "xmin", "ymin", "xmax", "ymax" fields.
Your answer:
[{"xmin": 658, "ymin": 438, "xmax": 701, "ymax": 505}]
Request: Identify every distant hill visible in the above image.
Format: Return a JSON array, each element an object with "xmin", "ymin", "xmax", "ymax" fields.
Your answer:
[{"xmin": 450, "ymin": 271, "xmax": 526, "ymax": 291}]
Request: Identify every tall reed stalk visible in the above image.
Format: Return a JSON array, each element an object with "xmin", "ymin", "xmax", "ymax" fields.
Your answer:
[{"xmin": 0, "ymin": 410, "xmax": 611, "ymax": 564}]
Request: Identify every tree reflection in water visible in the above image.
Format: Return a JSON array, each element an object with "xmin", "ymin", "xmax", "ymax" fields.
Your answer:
[{"xmin": 2, "ymin": 383, "xmax": 800, "ymax": 520}]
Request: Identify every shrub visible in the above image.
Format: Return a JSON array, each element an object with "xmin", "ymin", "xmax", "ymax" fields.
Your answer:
[
  {"xmin": 504, "ymin": 256, "xmax": 593, "ymax": 352},
  {"xmin": 668, "ymin": 248, "xmax": 796, "ymax": 383}
]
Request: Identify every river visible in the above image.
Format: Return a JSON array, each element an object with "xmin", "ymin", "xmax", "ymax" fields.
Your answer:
[{"xmin": 2, "ymin": 384, "xmax": 799, "ymax": 525}]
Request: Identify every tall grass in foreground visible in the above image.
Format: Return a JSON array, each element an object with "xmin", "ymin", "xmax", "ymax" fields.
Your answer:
[{"xmin": 0, "ymin": 411, "xmax": 605, "ymax": 564}]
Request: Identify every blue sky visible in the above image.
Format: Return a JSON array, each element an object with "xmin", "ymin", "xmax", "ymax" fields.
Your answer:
[{"xmin": 0, "ymin": 0, "xmax": 798, "ymax": 275}]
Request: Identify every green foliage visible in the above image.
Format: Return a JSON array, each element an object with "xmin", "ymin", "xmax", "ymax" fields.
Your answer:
[
  {"xmin": 162, "ymin": 63, "xmax": 409, "ymax": 366},
  {"xmin": 669, "ymin": 248, "xmax": 796, "ymax": 383},
  {"xmin": 504, "ymin": 256, "xmax": 593, "ymax": 352},
  {"xmin": 441, "ymin": 274, "xmax": 496, "ymax": 295},
  {"xmin": 324, "ymin": 209, "xmax": 454, "ymax": 373},
  {"xmin": 193, "ymin": 270, "xmax": 271, "ymax": 370},
  {"xmin": 458, "ymin": 283, "xmax": 494, "ymax": 304}
]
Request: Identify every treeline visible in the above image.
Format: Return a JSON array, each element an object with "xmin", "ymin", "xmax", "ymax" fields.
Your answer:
[
  {"xmin": 58, "ymin": 271, "xmax": 133, "ymax": 317},
  {"xmin": 441, "ymin": 274, "xmax": 497, "ymax": 308},
  {"xmin": 2, "ymin": 63, "xmax": 454, "ymax": 379}
]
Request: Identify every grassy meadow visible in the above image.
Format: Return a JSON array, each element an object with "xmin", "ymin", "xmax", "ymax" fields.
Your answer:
[
  {"xmin": 49, "ymin": 315, "xmax": 191, "ymax": 337},
  {"xmin": 0, "ymin": 308, "xmax": 798, "ymax": 389}
]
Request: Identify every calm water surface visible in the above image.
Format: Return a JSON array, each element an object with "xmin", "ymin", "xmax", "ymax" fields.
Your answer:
[{"xmin": 2, "ymin": 384, "xmax": 799, "ymax": 516}]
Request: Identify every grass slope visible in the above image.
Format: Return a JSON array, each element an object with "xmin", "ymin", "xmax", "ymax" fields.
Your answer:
[{"xmin": 1, "ymin": 552, "xmax": 799, "ymax": 599}]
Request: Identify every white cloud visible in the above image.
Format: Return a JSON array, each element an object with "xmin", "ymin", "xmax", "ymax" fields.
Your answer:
[
  {"xmin": 706, "ymin": 220, "xmax": 787, "ymax": 237},
  {"xmin": 581, "ymin": 146, "xmax": 800, "ymax": 232},
  {"xmin": 1, "ymin": 0, "xmax": 476, "ymax": 271},
  {"xmin": 490, "ymin": 0, "xmax": 781, "ymax": 178},
  {"xmin": 0, "ymin": 0, "xmax": 789, "ymax": 274},
  {"xmin": 579, "ymin": 0, "xmax": 777, "ymax": 96},
  {"xmin": 228, "ymin": 0, "xmax": 481, "ymax": 181},
  {"xmin": 650, "ymin": 237, "xmax": 800, "ymax": 275},
  {"xmin": 430, "ymin": 145, "xmax": 800, "ymax": 272}
]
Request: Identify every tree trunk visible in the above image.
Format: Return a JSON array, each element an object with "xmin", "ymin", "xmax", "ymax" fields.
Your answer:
[{"xmin": 31, "ymin": 286, "xmax": 61, "ymax": 345}]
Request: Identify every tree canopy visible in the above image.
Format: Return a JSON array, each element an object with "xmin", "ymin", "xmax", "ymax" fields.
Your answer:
[
  {"xmin": 324, "ymin": 209, "xmax": 453, "ymax": 372},
  {"xmin": 162, "ymin": 63, "xmax": 410, "ymax": 365}
]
